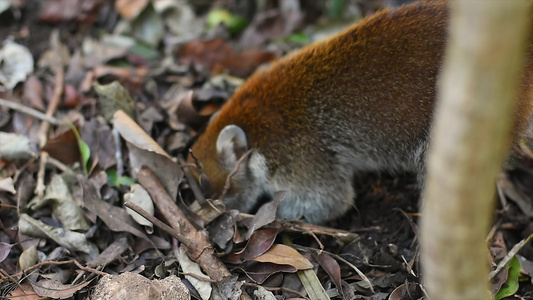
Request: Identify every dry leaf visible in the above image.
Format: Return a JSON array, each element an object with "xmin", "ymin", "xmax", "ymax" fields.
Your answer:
[
  {"xmin": 0, "ymin": 177, "xmax": 16, "ymax": 194},
  {"xmin": 177, "ymin": 38, "xmax": 276, "ymax": 77},
  {"xmin": 31, "ymin": 279, "xmax": 92, "ymax": 299},
  {"xmin": 18, "ymin": 214, "xmax": 98, "ymax": 257},
  {"xmin": 238, "ymin": 261, "xmax": 296, "ymax": 284},
  {"xmin": 251, "ymin": 244, "xmax": 313, "ymax": 270},
  {"xmin": 112, "ymin": 110, "xmax": 182, "ymax": 200},
  {"xmin": 0, "ymin": 132, "xmax": 36, "ymax": 160},
  {"xmin": 124, "ymin": 184, "xmax": 154, "ymax": 234},
  {"xmin": 176, "ymin": 245, "xmax": 212, "ymax": 300},
  {"xmin": 42, "ymin": 129, "xmax": 81, "ymax": 165},
  {"xmin": 28, "ymin": 174, "xmax": 91, "ymax": 231},
  {"xmin": 115, "ymin": 0, "xmax": 149, "ymax": 19},
  {"xmin": 0, "ymin": 42, "xmax": 34, "ymax": 89}
]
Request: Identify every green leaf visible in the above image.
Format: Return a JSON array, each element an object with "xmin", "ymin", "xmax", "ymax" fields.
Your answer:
[
  {"xmin": 129, "ymin": 42, "xmax": 160, "ymax": 61},
  {"xmin": 206, "ymin": 9, "xmax": 247, "ymax": 34},
  {"xmin": 63, "ymin": 121, "xmax": 91, "ymax": 175},
  {"xmin": 285, "ymin": 33, "xmax": 309, "ymax": 45},
  {"xmin": 107, "ymin": 170, "xmax": 136, "ymax": 187},
  {"xmin": 79, "ymin": 140, "xmax": 91, "ymax": 174},
  {"xmin": 329, "ymin": 0, "xmax": 346, "ymax": 19},
  {"xmin": 495, "ymin": 256, "xmax": 521, "ymax": 299}
]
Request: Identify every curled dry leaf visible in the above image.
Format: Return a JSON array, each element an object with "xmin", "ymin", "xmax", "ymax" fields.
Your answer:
[
  {"xmin": 112, "ymin": 110, "xmax": 183, "ymax": 200},
  {"xmin": 152, "ymin": 0, "xmax": 203, "ymax": 42},
  {"xmin": 0, "ymin": 177, "xmax": 16, "ymax": 194},
  {"xmin": 28, "ymin": 174, "xmax": 91, "ymax": 231},
  {"xmin": 0, "ymin": 242, "xmax": 15, "ymax": 263},
  {"xmin": 176, "ymin": 245, "xmax": 212, "ymax": 300},
  {"xmin": 175, "ymin": 90, "xmax": 221, "ymax": 131},
  {"xmin": 18, "ymin": 214, "xmax": 99, "ymax": 257},
  {"xmin": 125, "ymin": 184, "xmax": 155, "ymax": 234},
  {"xmin": 31, "ymin": 279, "xmax": 92, "ymax": 299},
  {"xmin": 23, "ymin": 75, "xmax": 45, "ymax": 110},
  {"xmin": 0, "ymin": 41, "xmax": 34, "ymax": 89},
  {"xmin": 18, "ymin": 245, "xmax": 38, "ymax": 270}
]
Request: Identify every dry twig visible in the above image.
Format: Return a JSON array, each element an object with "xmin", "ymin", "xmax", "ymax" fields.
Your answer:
[{"xmin": 135, "ymin": 167, "xmax": 231, "ymax": 282}]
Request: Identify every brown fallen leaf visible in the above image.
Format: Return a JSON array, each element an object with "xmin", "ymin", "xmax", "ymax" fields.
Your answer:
[
  {"xmin": 23, "ymin": 75, "xmax": 45, "ymax": 110},
  {"xmin": 238, "ymin": 261, "xmax": 297, "ymax": 284},
  {"xmin": 174, "ymin": 89, "xmax": 224, "ymax": 131},
  {"xmin": 92, "ymin": 65, "xmax": 148, "ymax": 88},
  {"xmin": 311, "ymin": 250, "xmax": 345, "ymax": 298},
  {"xmin": 7, "ymin": 283, "xmax": 40, "ymax": 300},
  {"xmin": 62, "ymin": 84, "xmax": 79, "ymax": 108},
  {"xmin": 244, "ymin": 191, "xmax": 286, "ymax": 239},
  {"xmin": 177, "ymin": 38, "xmax": 276, "ymax": 77},
  {"xmin": 38, "ymin": 0, "xmax": 108, "ymax": 26},
  {"xmin": 250, "ymin": 244, "xmax": 313, "ymax": 270},
  {"xmin": 42, "ymin": 128, "xmax": 81, "ymax": 165},
  {"xmin": 30, "ymin": 279, "xmax": 92, "ymax": 299},
  {"xmin": 115, "ymin": 0, "xmax": 149, "ymax": 19},
  {"xmin": 239, "ymin": 229, "xmax": 278, "ymax": 260},
  {"xmin": 112, "ymin": 110, "xmax": 183, "ymax": 200}
]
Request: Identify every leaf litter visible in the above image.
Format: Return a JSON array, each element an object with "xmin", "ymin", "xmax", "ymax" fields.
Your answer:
[{"xmin": 1, "ymin": 0, "xmax": 533, "ymax": 299}]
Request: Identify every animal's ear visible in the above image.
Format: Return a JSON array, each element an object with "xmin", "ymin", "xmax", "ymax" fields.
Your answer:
[{"xmin": 216, "ymin": 125, "xmax": 248, "ymax": 171}]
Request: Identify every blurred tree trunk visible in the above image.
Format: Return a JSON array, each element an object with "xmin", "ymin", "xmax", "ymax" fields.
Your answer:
[{"xmin": 420, "ymin": 1, "xmax": 531, "ymax": 299}]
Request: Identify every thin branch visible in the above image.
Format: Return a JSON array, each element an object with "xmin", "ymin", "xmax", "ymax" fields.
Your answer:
[
  {"xmin": 179, "ymin": 155, "xmax": 206, "ymax": 205},
  {"xmin": 35, "ymin": 30, "xmax": 65, "ymax": 197},
  {"xmin": 11, "ymin": 259, "xmax": 108, "ymax": 278},
  {"xmin": 0, "ymin": 98, "xmax": 62, "ymax": 125}
]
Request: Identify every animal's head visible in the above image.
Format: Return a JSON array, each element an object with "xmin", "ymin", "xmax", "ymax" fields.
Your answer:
[{"xmin": 188, "ymin": 122, "xmax": 270, "ymax": 213}]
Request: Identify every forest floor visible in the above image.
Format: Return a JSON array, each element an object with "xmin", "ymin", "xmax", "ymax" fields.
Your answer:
[{"xmin": 1, "ymin": 1, "xmax": 533, "ymax": 299}]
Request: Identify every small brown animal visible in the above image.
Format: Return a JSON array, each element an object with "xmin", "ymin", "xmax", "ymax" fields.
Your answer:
[{"xmin": 189, "ymin": 1, "xmax": 533, "ymax": 224}]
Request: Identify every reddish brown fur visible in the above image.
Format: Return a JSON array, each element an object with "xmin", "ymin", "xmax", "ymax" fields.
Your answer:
[{"xmin": 189, "ymin": 0, "xmax": 533, "ymax": 222}]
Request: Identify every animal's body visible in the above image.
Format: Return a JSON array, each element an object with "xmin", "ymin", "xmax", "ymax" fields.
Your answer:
[{"xmin": 189, "ymin": 1, "xmax": 533, "ymax": 224}]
